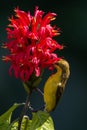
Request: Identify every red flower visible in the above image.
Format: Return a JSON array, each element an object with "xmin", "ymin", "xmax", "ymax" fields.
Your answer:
[{"xmin": 3, "ymin": 7, "xmax": 63, "ymax": 81}]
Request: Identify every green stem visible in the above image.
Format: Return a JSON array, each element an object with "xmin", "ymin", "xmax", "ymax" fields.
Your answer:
[{"xmin": 18, "ymin": 93, "xmax": 31, "ymax": 130}]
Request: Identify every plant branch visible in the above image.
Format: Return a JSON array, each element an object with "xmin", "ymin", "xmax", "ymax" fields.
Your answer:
[
  {"xmin": 18, "ymin": 93, "xmax": 31, "ymax": 130},
  {"xmin": 36, "ymin": 88, "xmax": 43, "ymax": 96}
]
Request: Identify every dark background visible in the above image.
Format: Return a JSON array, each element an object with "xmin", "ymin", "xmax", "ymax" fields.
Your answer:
[{"xmin": 0, "ymin": 0, "xmax": 87, "ymax": 130}]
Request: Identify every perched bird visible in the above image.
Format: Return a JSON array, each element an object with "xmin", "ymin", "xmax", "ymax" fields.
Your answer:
[{"xmin": 44, "ymin": 59, "xmax": 70, "ymax": 112}]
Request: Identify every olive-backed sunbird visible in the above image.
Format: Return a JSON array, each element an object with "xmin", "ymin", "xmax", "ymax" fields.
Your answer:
[{"xmin": 44, "ymin": 59, "xmax": 70, "ymax": 112}]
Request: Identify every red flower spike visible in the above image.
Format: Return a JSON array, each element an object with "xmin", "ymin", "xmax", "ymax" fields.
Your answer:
[{"xmin": 3, "ymin": 7, "xmax": 63, "ymax": 81}]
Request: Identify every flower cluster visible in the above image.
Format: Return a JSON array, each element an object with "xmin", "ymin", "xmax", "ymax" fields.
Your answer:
[{"xmin": 3, "ymin": 7, "xmax": 63, "ymax": 81}]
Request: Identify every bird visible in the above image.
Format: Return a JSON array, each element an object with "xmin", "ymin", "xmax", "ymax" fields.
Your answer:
[{"xmin": 44, "ymin": 59, "xmax": 70, "ymax": 112}]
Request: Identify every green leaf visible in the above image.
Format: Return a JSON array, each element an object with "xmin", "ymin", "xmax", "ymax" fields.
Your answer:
[
  {"xmin": 10, "ymin": 111, "xmax": 55, "ymax": 130},
  {"xmin": 0, "ymin": 103, "xmax": 22, "ymax": 130},
  {"xmin": 10, "ymin": 115, "xmax": 32, "ymax": 130},
  {"xmin": 9, "ymin": 120, "xmax": 18, "ymax": 130},
  {"xmin": 30, "ymin": 111, "xmax": 55, "ymax": 130},
  {"xmin": 21, "ymin": 115, "xmax": 32, "ymax": 130}
]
